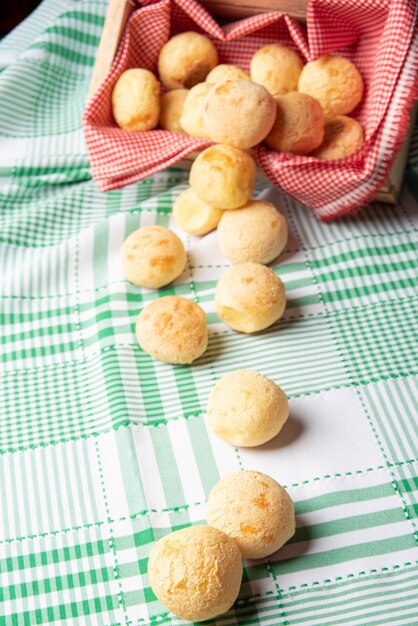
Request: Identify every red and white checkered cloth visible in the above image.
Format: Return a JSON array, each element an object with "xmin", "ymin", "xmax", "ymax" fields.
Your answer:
[{"xmin": 83, "ymin": 0, "xmax": 418, "ymax": 221}]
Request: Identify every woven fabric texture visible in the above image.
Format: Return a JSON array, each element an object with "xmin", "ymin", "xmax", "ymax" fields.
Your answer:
[{"xmin": 1, "ymin": 1, "xmax": 418, "ymax": 624}]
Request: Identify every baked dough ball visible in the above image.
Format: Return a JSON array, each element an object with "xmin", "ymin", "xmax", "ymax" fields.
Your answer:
[
  {"xmin": 207, "ymin": 370, "xmax": 289, "ymax": 447},
  {"xmin": 180, "ymin": 82, "xmax": 211, "ymax": 138},
  {"xmin": 159, "ymin": 89, "xmax": 188, "ymax": 133},
  {"xmin": 158, "ymin": 32, "xmax": 218, "ymax": 90},
  {"xmin": 204, "ymin": 80, "xmax": 276, "ymax": 149},
  {"xmin": 250, "ymin": 44, "xmax": 303, "ymax": 96},
  {"xmin": 206, "ymin": 64, "xmax": 250, "ymax": 84},
  {"xmin": 121, "ymin": 225, "xmax": 186, "ymax": 288},
  {"xmin": 266, "ymin": 92, "xmax": 324, "ymax": 154},
  {"xmin": 206, "ymin": 471, "xmax": 295, "ymax": 559},
  {"xmin": 298, "ymin": 56, "xmax": 364, "ymax": 116},
  {"xmin": 312, "ymin": 115, "xmax": 364, "ymax": 160},
  {"xmin": 136, "ymin": 296, "xmax": 207, "ymax": 364},
  {"xmin": 189, "ymin": 145, "xmax": 256, "ymax": 209},
  {"xmin": 215, "ymin": 263, "xmax": 286, "ymax": 333},
  {"xmin": 111, "ymin": 68, "xmax": 160, "ymax": 131},
  {"xmin": 148, "ymin": 525, "xmax": 242, "ymax": 622},
  {"xmin": 217, "ymin": 200, "xmax": 288, "ymax": 264},
  {"xmin": 173, "ymin": 188, "xmax": 223, "ymax": 236}
]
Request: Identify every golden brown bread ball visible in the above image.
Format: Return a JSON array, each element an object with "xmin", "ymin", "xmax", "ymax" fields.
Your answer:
[
  {"xmin": 311, "ymin": 115, "xmax": 364, "ymax": 159},
  {"xmin": 206, "ymin": 471, "xmax": 296, "ymax": 559},
  {"xmin": 111, "ymin": 68, "xmax": 160, "ymax": 131},
  {"xmin": 159, "ymin": 89, "xmax": 188, "ymax": 133},
  {"xmin": 204, "ymin": 80, "xmax": 276, "ymax": 149},
  {"xmin": 298, "ymin": 55, "xmax": 364, "ymax": 116},
  {"xmin": 207, "ymin": 369, "xmax": 289, "ymax": 447},
  {"xmin": 179, "ymin": 82, "xmax": 212, "ymax": 138},
  {"xmin": 217, "ymin": 200, "xmax": 288, "ymax": 265},
  {"xmin": 215, "ymin": 263, "xmax": 286, "ymax": 333},
  {"xmin": 121, "ymin": 226, "xmax": 186, "ymax": 288},
  {"xmin": 266, "ymin": 92, "xmax": 324, "ymax": 154},
  {"xmin": 136, "ymin": 296, "xmax": 207, "ymax": 364},
  {"xmin": 158, "ymin": 32, "xmax": 218, "ymax": 90},
  {"xmin": 206, "ymin": 64, "xmax": 250, "ymax": 83},
  {"xmin": 173, "ymin": 188, "xmax": 223, "ymax": 236},
  {"xmin": 189, "ymin": 145, "xmax": 256, "ymax": 210},
  {"xmin": 250, "ymin": 44, "xmax": 303, "ymax": 96},
  {"xmin": 148, "ymin": 525, "xmax": 242, "ymax": 621}
]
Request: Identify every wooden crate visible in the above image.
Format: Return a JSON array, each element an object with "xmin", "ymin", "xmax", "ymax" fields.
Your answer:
[
  {"xmin": 88, "ymin": 0, "xmax": 415, "ymax": 204},
  {"xmin": 201, "ymin": 0, "xmax": 307, "ymax": 21}
]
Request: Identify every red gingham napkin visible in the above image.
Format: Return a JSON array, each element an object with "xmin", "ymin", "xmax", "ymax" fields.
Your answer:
[{"xmin": 83, "ymin": 0, "xmax": 418, "ymax": 221}]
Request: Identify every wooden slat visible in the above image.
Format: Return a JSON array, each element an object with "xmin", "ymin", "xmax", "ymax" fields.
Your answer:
[
  {"xmin": 88, "ymin": 0, "xmax": 135, "ymax": 99},
  {"xmin": 373, "ymin": 104, "xmax": 417, "ymax": 204},
  {"xmin": 201, "ymin": 0, "xmax": 307, "ymax": 21}
]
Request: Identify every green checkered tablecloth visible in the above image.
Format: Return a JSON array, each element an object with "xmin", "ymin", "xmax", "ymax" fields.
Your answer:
[{"xmin": 1, "ymin": 1, "xmax": 418, "ymax": 624}]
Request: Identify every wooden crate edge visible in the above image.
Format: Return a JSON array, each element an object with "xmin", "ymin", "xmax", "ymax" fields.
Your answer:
[{"xmin": 88, "ymin": 0, "xmax": 135, "ymax": 98}]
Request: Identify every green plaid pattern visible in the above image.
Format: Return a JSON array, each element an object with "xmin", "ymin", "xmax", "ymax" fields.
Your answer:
[
  {"xmin": 1, "ymin": 1, "xmax": 418, "ymax": 624},
  {"xmin": 392, "ymin": 462, "xmax": 418, "ymax": 525},
  {"xmin": 1, "ymin": 295, "xmax": 82, "ymax": 371},
  {"xmin": 308, "ymin": 233, "xmax": 418, "ymax": 309},
  {"xmin": 330, "ymin": 298, "xmax": 418, "ymax": 383},
  {"xmin": 360, "ymin": 376, "xmax": 418, "ymax": 464},
  {"xmin": 0, "ymin": 526, "xmax": 122, "ymax": 626}
]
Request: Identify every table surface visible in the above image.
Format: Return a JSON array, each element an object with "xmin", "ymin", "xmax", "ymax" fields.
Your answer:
[{"xmin": 1, "ymin": 1, "xmax": 418, "ymax": 625}]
